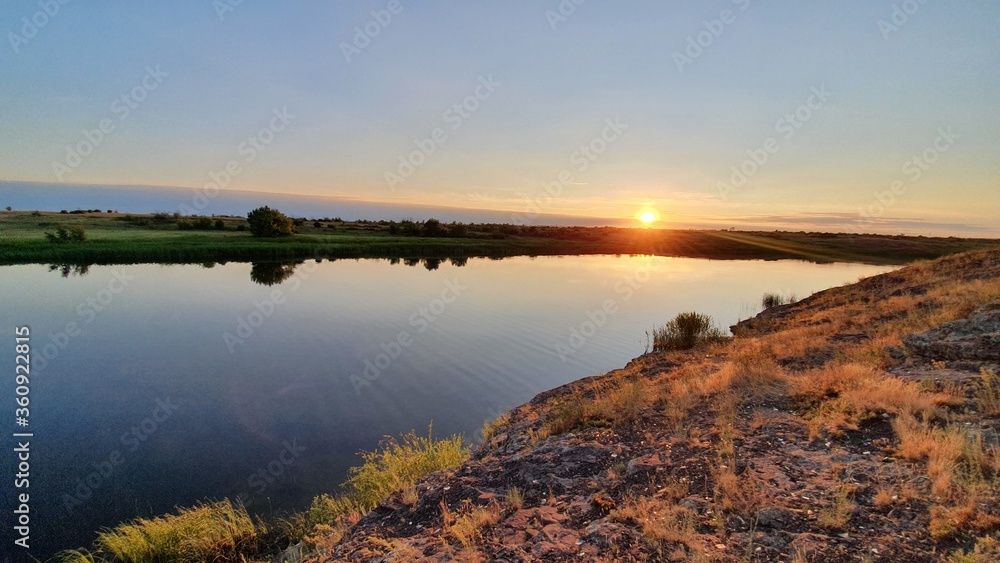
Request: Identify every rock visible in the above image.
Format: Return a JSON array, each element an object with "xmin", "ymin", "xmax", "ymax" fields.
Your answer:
[
  {"xmin": 582, "ymin": 521, "xmax": 632, "ymax": 551},
  {"xmin": 756, "ymin": 507, "xmax": 798, "ymax": 528},
  {"xmin": 506, "ymin": 506, "xmax": 567, "ymax": 530},
  {"xmin": 903, "ymin": 302, "xmax": 1000, "ymax": 361},
  {"xmin": 626, "ymin": 453, "xmax": 663, "ymax": 476}
]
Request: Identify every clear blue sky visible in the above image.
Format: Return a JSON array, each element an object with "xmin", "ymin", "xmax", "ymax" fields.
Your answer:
[{"xmin": 1, "ymin": 1, "xmax": 997, "ymax": 234}]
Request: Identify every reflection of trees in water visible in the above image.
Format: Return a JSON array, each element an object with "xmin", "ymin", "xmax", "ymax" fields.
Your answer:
[
  {"xmin": 388, "ymin": 256, "xmax": 471, "ymax": 269},
  {"xmin": 48, "ymin": 264, "xmax": 90, "ymax": 277},
  {"xmin": 250, "ymin": 262, "xmax": 301, "ymax": 286}
]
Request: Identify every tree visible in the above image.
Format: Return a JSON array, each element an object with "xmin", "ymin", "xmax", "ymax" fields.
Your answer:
[
  {"xmin": 423, "ymin": 218, "xmax": 443, "ymax": 237},
  {"xmin": 246, "ymin": 206, "xmax": 294, "ymax": 238},
  {"xmin": 250, "ymin": 261, "xmax": 299, "ymax": 286}
]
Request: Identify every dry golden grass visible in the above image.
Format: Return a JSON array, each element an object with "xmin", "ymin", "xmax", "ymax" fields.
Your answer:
[
  {"xmin": 713, "ymin": 462, "xmax": 764, "ymax": 516},
  {"xmin": 541, "ymin": 377, "xmax": 649, "ymax": 437},
  {"xmin": 611, "ymin": 497, "xmax": 700, "ymax": 556},
  {"xmin": 479, "ymin": 412, "xmax": 510, "ymax": 445},
  {"xmin": 701, "ymin": 341, "xmax": 787, "ymax": 398},
  {"xmin": 588, "ymin": 377, "xmax": 649, "ymax": 428},
  {"xmin": 400, "ymin": 484, "xmax": 419, "ymax": 508},
  {"xmin": 95, "ymin": 500, "xmax": 261, "ymax": 563},
  {"xmin": 873, "ymin": 487, "xmax": 895, "ymax": 508},
  {"xmin": 792, "ymin": 363, "xmax": 951, "ymax": 439},
  {"xmin": 817, "ymin": 482, "xmax": 858, "ymax": 530},
  {"xmin": 930, "ymin": 501, "xmax": 1000, "ymax": 540},
  {"xmin": 448, "ymin": 502, "xmax": 502, "ymax": 547},
  {"xmin": 893, "ymin": 414, "xmax": 966, "ymax": 497},
  {"xmin": 949, "ymin": 535, "xmax": 1000, "ymax": 562},
  {"xmin": 504, "ymin": 487, "xmax": 524, "ymax": 510},
  {"xmin": 976, "ymin": 368, "xmax": 1000, "ymax": 417}
]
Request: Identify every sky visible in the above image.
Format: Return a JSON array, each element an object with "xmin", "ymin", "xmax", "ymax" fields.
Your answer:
[{"xmin": 0, "ymin": 1, "xmax": 998, "ymax": 235}]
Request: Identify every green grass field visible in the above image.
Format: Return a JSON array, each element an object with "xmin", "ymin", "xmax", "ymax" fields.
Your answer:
[{"xmin": 1, "ymin": 211, "xmax": 997, "ymax": 265}]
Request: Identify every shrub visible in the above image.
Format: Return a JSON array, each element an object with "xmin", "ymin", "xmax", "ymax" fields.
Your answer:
[
  {"xmin": 246, "ymin": 206, "xmax": 294, "ymax": 238},
  {"xmin": 45, "ymin": 225, "xmax": 87, "ymax": 244},
  {"xmin": 762, "ymin": 292, "xmax": 796, "ymax": 310},
  {"xmin": 448, "ymin": 222, "xmax": 467, "ymax": 238},
  {"xmin": 651, "ymin": 312, "xmax": 726, "ymax": 352}
]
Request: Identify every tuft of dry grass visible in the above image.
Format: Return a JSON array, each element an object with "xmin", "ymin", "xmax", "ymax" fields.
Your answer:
[
  {"xmin": 611, "ymin": 497, "xmax": 700, "ymax": 557},
  {"xmin": 347, "ymin": 425, "xmax": 470, "ymax": 511},
  {"xmin": 712, "ymin": 461, "xmax": 764, "ymax": 516},
  {"xmin": 793, "ymin": 363, "xmax": 950, "ymax": 439},
  {"xmin": 448, "ymin": 502, "xmax": 503, "ymax": 547},
  {"xmin": 817, "ymin": 483, "xmax": 858, "ymax": 530},
  {"xmin": 892, "ymin": 414, "xmax": 966, "ymax": 497},
  {"xmin": 949, "ymin": 536, "xmax": 1000, "ymax": 562},
  {"xmin": 976, "ymin": 368, "xmax": 1000, "ymax": 417},
  {"xmin": 480, "ymin": 412, "xmax": 511, "ymax": 445},
  {"xmin": 930, "ymin": 501, "xmax": 1000, "ymax": 540},
  {"xmin": 542, "ymin": 378, "xmax": 649, "ymax": 437},
  {"xmin": 95, "ymin": 500, "xmax": 261, "ymax": 563},
  {"xmin": 505, "ymin": 487, "xmax": 524, "ymax": 510},
  {"xmin": 701, "ymin": 341, "xmax": 787, "ymax": 398}
]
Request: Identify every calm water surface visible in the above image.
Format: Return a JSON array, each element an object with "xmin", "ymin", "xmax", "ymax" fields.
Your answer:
[{"xmin": 0, "ymin": 255, "xmax": 895, "ymax": 556}]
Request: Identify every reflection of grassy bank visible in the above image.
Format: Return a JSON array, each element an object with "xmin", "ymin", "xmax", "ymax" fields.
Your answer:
[{"xmin": 2, "ymin": 211, "xmax": 997, "ymax": 265}]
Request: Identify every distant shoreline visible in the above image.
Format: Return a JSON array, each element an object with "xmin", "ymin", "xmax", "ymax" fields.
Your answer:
[{"xmin": 1, "ymin": 210, "xmax": 997, "ymax": 266}]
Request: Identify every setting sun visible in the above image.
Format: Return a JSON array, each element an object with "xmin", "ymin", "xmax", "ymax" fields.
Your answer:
[{"xmin": 639, "ymin": 210, "xmax": 657, "ymax": 226}]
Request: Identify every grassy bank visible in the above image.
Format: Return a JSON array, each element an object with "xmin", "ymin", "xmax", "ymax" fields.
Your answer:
[
  {"xmin": 2, "ymin": 211, "xmax": 997, "ymax": 265},
  {"xmin": 56, "ymin": 426, "xmax": 469, "ymax": 563}
]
